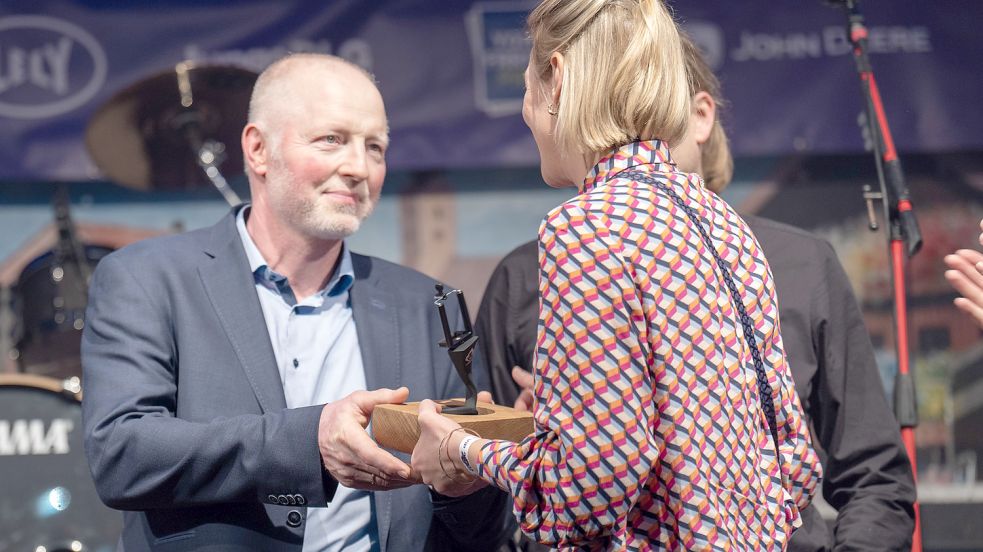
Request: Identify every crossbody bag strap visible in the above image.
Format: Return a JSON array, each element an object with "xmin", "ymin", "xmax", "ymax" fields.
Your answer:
[{"xmin": 622, "ymin": 170, "xmax": 781, "ymax": 452}]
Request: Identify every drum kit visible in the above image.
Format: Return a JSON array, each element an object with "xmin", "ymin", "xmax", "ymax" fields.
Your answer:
[{"xmin": 2, "ymin": 62, "xmax": 258, "ymax": 551}]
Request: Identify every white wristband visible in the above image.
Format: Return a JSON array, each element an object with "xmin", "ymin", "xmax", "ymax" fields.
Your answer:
[{"xmin": 458, "ymin": 435, "xmax": 480, "ymax": 474}]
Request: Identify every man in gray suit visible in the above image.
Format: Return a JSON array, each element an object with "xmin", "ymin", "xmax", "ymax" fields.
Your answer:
[{"xmin": 81, "ymin": 54, "xmax": 506, "ymax": 551}]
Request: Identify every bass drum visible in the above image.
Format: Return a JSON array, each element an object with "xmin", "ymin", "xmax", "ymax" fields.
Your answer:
[{"xmin": 0, "ymin": 374, "xmax": 121, "ymax": 552}]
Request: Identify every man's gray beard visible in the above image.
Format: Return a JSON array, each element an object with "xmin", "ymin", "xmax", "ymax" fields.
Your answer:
[
  {"xmin": 265, "ymin": 159, "xmax": 377, "ymax": 240},
  {"xmin": 295, "ymin": 197, "xmax": 376, "ymax": 241}
]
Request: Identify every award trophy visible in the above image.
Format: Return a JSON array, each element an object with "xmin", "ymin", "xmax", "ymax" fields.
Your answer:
[{"xmin": 372, "ymin": 285, "xmax": 534, "ymax": 453}]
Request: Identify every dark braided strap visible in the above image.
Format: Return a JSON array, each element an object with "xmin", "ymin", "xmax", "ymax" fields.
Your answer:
[{"xmin": 623, "ymin": 170, "xmax": 781, "ymax": 453}]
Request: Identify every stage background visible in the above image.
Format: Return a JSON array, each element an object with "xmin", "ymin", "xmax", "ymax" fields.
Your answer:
[{"xmin": 2, "ymin": 1, "xmax": 982, "ymax": 550}]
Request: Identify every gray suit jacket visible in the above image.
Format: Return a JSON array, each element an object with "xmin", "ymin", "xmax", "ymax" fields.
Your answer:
[{"xmin": 81, "ymin": 209, "xmax": 507, "ymax": 551}]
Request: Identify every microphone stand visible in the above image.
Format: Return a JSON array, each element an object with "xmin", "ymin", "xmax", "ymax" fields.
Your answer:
[{"xmin": 829, "ymin": 1, "xmax": 923, "ymax": 550}]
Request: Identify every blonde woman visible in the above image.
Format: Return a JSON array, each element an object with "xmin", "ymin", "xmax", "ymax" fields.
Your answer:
[{"xmin": 412, "ymin": 1, "xmax": 821, "ymax": 549}]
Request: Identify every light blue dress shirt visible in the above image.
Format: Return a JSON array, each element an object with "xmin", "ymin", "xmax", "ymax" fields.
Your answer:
[{"xmin": 236, "ymin": 207, "xmax": 379, "ymax": 552}]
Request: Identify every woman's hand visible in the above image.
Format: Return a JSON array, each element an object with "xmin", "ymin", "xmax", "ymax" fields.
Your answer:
[{"xmin": 411, "ymin": 399, "xmax": 489, "ymax": 497}]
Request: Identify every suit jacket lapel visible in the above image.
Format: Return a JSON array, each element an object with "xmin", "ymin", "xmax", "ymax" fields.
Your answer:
[
  {"xmin": 351, "ymin": 253, "xmax": 401, "ymax": 392},
  {"xmin": 198, "ymin": 210, "xmax": 286, "ymax": 413},
  {"xmin": 350, "ymin": 253, "xmax": 401, "ymax": 552}
]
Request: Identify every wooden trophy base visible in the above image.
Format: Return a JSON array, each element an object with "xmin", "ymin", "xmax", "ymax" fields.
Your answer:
[{"xmin": 372, "ymin": 399, "xmax": 534, "ymax": 454}]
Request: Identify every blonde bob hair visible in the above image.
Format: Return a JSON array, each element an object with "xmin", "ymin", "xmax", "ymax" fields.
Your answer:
[
  {"xmin": 527, "ymin": 0, "xmax": 691, "ymax": 155},
  {"xmin": 679, "ymin": 32, "xmax": 734, "ymax": 194}
]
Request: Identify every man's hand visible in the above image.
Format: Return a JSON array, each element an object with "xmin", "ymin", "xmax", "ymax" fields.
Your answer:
[
  {"xmin": 477, "ymin": 390, "xmax": 494, "ymax": 405},
  {"xmin": 511, "ymin": 366, "xmax": 534, "ymax": 412},
  {"xmin": 318, "ymin": 387, "xmax": 421, "ymax": 491}
]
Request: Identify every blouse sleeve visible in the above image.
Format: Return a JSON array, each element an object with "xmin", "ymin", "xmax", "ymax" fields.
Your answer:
[{"xmin": 474, "ymin": 207, "xmax": 659, "ymax": 547}]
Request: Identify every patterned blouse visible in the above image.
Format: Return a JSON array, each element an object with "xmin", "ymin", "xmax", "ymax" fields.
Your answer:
[{"xmin": 475, "ymin": 140, "xmax": 821, "ymax": 551}]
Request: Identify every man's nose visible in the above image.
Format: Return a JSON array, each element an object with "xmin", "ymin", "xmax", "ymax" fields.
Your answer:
[{"xmin": 339, "ymin": 142, "xmax": 370, "ymax": 182}]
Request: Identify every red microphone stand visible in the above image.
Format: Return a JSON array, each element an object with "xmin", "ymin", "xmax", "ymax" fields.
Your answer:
[{"xmin": 829, "ymin": 1, "xmax": 924, "ymax": 550}]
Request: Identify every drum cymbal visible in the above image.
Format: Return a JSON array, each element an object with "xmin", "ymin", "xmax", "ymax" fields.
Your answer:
[{"xmin": 85, "ymin": 63, "xmax": 257, "ymax": 191}]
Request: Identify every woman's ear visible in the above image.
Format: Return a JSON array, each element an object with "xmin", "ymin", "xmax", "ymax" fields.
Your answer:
[
  {"xmin": 549, "ymin": 52, "xmax": 564, "ymax": 107},
  {"xmin": 691, "ymin": 91, "xmax": 717, "ymax": 145}
]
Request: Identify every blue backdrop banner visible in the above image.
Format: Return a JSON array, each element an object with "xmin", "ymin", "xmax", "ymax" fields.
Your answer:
[{"xmin": 0, "ymin": 0, "xmax": 978, "ymax": 180}]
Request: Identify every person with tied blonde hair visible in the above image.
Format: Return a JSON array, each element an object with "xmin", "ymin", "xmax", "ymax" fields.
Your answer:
[
  {"xmin": 525, "ymin": 0, "xmax": 690, "ymax": 156},
  {"xmin": 475, "ymin": 28, "xmax": 915, "ymax": 551},
  {"xmin": 412, "ymin": 1, "xmax": 821, "ymax": 550}
]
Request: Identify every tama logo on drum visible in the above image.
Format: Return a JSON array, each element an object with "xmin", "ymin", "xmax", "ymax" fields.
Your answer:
[
  {"xmin": 0, "ymin": 15, "xmax": 108, "ymax": 119},
  {"xmin": 0, "ymin": 418, "xmax": 74, "ymax": 455}
]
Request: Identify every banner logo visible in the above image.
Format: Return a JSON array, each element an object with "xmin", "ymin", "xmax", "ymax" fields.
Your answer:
[
  {"xmin": 466, "ymin": 2, "xmax": 533, "ymax": 117},
  {"xmin": 184, "ymin": 38, "xmax": 373, "ymax": 73},
  {"xmin": 0, "ymin": 418, "xmax": 74, "ymax": 456},
  {"xmin": 683, "ymin": 22, "xmax": 726, "ymax": 70},
  {"xmin": 0, "ymin": 15, "xmax": 107, "ymax": 119}
]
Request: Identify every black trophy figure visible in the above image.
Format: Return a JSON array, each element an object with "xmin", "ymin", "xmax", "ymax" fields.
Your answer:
[{"xmin": 433, "ymin": 284, "xmax": 479, "ymax": 415}]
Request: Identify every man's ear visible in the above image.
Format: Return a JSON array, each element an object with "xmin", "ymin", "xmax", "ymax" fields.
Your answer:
[
  {"xmin": 549, "ymin": 52, "xmax": 564, "ymax": 107},
  {"xmin": 242, "ymin": 123, "xmax": 269, "ymax": 178},
  {"xmin": 691, "ymin": 91, "xmax": 717, "ymax": 145}
]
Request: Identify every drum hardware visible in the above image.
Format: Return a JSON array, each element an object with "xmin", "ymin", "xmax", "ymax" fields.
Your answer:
[
  {"xmin": 2, "ymin": 62, "xmax": 263, "ymax": 548},
  {"xmin": 61, "ymin": 376, "xmax": 82, "ymax": 397},
  {"xmin": 7, "ymin": 185, "xmax": 110, "ymax": 378},
  {"xmin": 0, "ymin": 374, "xmax": 121, "ymax": 551},
  {"xmin": 84, "ymin": 62, "xmax": 258, "ymax": 206},
  {"xmin": 31, "ymin": 539, "xmax": 87, "ymax": 552},
  {"xmin": 51, "ymin": 185, "xmax": 91, "ymax": 319},
  {"xmin": 174, "ymin": 62, "xmax": 243, "ymax": 206},
  {"xmin": 9, "ymin": 66, "xmax": 257, "ymax": 377},
  {"xmin": 10, "ymin": 189, "xmax": 111, "ymax": 380}
]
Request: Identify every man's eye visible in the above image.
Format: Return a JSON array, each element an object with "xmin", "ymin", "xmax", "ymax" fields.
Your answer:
[{"xmin": 323, "ymin": 135, "xmax": 340, "ymax": 145}]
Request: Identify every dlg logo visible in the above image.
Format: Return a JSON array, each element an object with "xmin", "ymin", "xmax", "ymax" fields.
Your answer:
[{"xmin": 0, "ymin": 15, "xmax": 107, "ymax": 119}]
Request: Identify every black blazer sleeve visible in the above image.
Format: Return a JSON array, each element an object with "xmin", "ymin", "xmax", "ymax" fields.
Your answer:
[
  {"xmin": 474, "ymin": 240, "xmax": 540, "ymax": 407},
  {"xmin": 812, "ymin": 241, "xmax": 916, "ymax": 550}
]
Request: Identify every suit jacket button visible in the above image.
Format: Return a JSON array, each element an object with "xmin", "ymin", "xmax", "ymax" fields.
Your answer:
[
  {"xmin": 277, "ymin": 494, "xmax": 288, "ymax": 505},
  {"xmin": 268, "ymin": 494, "xmax": 279, "ymax": 504},
  {"xmin": 296, "ymin": 495, "xmax": 306, "ymax": 505},
  {"xmin": 286, "ymin": 510, "xmax": 303, "ymax": 528},
  {"xmin": 286, "ymin": 494, "xmax": 297, "ymax": 505}
]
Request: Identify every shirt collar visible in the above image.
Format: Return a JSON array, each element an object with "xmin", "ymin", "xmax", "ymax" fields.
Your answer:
[
  {"xmin": 235, "ymin": 206, "xmax": 355, "ymax": 302},
  {"xmin": 582, "ymin": 139, "xmax": 675, "ymax": 193}
]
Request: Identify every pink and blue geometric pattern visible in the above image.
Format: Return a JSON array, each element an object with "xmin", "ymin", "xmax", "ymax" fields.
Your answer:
[{"xmin": 475, "ymin": 140, "xmax": 821, "ymax": 551}]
